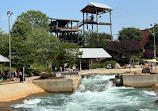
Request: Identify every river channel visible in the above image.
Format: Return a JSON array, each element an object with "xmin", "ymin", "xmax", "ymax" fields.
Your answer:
[{"xmin": 12, "ymin": 75, "xmax": 158, "ymax": 111}]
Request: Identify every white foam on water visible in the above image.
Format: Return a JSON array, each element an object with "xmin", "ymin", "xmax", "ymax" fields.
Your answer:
[
  {"xmin": 23, "ymin": 98, "xmax": 41, "ymax": 104},
  {"xmin": 143, "ymin": 91, "xmax": 157, "ymax": 96},
  {"xmin": 11, "ymin": 98, "xmax": 41, "ymax": 109}
]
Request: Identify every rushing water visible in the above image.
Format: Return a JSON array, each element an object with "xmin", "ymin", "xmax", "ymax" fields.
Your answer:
[{"xmin": 12, "ymin": 75, "xmax": 158, "ymax": 111}]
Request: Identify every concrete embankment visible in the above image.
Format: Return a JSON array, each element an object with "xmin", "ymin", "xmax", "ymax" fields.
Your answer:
[
  {"xmin": 0, "ymin": 82, "xmax": 45, "ymax": 102},
  {"xmin": 32, "ymin": 76, "xmax": 81, "ymax": 92},
  {"xmin": 123, "ymin": 74, "xmax": 158, "ymax": 88}
]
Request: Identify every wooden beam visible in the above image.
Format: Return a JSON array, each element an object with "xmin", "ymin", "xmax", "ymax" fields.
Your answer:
[{"xmin": 71, "ymin": 21, "xmax": 72, "ymax": 29}]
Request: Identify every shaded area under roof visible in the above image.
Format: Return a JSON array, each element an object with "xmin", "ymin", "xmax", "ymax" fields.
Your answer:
[
  {"xmin": 79, "ymin": 48, "xmax": 112, "ymax": 59},
  {"xmin": 81, "ymin": 2, "xmax": 113, "ymax": 14},
  {"xmin": 0, "ymin": 54, "xmax": 9, "ymax": 62}
]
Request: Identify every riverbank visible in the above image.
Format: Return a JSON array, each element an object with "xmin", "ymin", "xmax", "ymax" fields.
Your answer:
[{"xmin": 0, "ymin": 82, "xmax": 45, "ymax": 102}]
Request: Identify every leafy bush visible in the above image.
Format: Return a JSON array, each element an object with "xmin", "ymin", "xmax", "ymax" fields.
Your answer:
[
  {"xmin": 32, "ymin": 68, "xmax": 42, "ymax": 76},
  {"xmin": 104, "ymin": 60, "xmax": 117, "ymax": 68},
  {"xmin": 92, "ymin": 64, "xmax": 99, "ymax": 69},
  {"xmin": 45, "ymin": 67, "xmax": 52, "ymax": 72},
  {"xmin": 25, "ymin": 68, "xmax": 33, "ymax": 77},
  {"xmin": 40, "ymin": 72, "xmax": 56, "ymax": 79}
]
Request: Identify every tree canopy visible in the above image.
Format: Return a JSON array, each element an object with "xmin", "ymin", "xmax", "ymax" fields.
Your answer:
[
  {"xmin": 11, "ymin": 20, "xmax": 32, "ymax": 40},
  {"xmin": 17, "ymin": 10, "xmax": 49, "ymax": 30},
  {"xmin": 106, "ymin": 40, "xmax": 143, "ymax": 61},
  {"xmin": 27, "ymin": 29, "xmax": 60, "ymax": 68},
  {"xmin": 83, "ymin": 31, "xmax": 111, "ymax": 49},
  {"xmin": 118, "ymin": 27, "xmax": 142, "ymax": 41},
  {"xmin": 0, "ymin": 31, "xmax": 8, "ymax": 56}
]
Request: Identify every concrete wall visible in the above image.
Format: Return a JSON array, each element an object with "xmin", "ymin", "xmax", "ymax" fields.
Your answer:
[
  {"xmin": 33, "ymin": 79, "xmax": 73, "ymax": 92},
  {"xmin": 123, "ymin": 75, "xmax": 158, "ymax": 87},
  {"xmin": 32, "ymin": 77, "xmax": 81, "ymax": 93}
]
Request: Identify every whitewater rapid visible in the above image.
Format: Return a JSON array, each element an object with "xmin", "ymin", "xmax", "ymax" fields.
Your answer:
[{"xmin": 12, "ymin": 75, "xmax": 158, "ymax": 111}]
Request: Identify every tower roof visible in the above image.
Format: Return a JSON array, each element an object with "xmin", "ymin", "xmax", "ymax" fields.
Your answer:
[{"xmin": 81, "ymin": 2, "xmax": 113, "ymax": 14}]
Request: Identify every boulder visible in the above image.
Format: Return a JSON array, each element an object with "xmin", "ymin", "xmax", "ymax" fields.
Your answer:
[{"xmin": 154, "ymin": 100, "xmax": 158, "ymax": 105}]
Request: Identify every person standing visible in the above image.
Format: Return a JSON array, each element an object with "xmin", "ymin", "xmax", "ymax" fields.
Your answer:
[
  {"xmin": 59, "ymin": 66, "xmax": 62, "ymax": 72},
  {"xmin": 19, "ymin": 72, "xmax": 23, "ymax": 82}
]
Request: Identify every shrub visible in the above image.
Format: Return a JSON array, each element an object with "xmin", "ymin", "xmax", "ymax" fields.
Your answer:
[
  {"xmin": 25, "ymin": 68, "xmax": 33, "ymax": 77},
  {"xmin": 45, "ymin": 67, "xmax": 52, "ymax": 72},
  {"xmin": 32, "ymin": 68, "xmax": 42, "ymax": 76},
  {"xmin": 104, "ymin": 60, "xmax": 117, "ymax": 68},
  {"xmin": 40, "ymin": 72, "xmax": 56, "ymax": 79}
]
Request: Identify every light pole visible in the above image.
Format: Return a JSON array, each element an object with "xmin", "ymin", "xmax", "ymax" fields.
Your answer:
[
  {"xmin": 7, "ymin": 11, "xmax": 13, "ymax": 80},
  {"xmin": 150, "ymin": 24, "xmax": 156, "ymax": 59}
]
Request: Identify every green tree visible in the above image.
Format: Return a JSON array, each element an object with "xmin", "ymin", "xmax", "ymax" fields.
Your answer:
[
  {"xmin": 12, "ymin": 37, "xmax": 34, "ymax": 71},
  {"xmin": 0, "ymin": 30, "xmax": 8, "ymax": 56},
  {"xmin": 17, "ymin": 10, "xmax": 49, "ymax": 30},
  {"xmin": 145, "ymin": 24, "xmax": 158, "ymax": 50},
  {"xmin": 118, "ymin": 27, "xmax": 142, "ymax": 41},
  {"xmin": 84, "ymin": 31, "xmax": 111, "ymax": 48},
  {"xmin": 11, "ymin": 20, "xmax": 32, "ymax": 40},
  {"xmin": 57, "ymin": 42, "xmax": 80, "ymax": 67},
  {"xmin": 27, "ymin": 29, "xmax": 60, "ymax": 68}
]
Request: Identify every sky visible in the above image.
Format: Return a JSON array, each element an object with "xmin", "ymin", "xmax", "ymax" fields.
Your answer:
[{"xmin": 0, "ymin": 0, "xmax": 158, "ymax": 39}]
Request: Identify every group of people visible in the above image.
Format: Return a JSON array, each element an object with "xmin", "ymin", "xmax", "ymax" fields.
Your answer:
[{"xmin": 0, "ymin": 70, "xmax": 24, "ymax": 82}]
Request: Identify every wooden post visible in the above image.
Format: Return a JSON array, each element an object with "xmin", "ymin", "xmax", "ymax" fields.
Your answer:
[
  {"xmin": 56, "ymin": 21, "xmax": 58, "ymax": 29},
  {"xmin": 79, "ymin": 59, "xmax": 82, "ymax": 71},
  {"xmin": 77, "ymin": 22, "xmax": 79, "ymax": 29},
  {"xmin": 86, "ymin": 13, "xmax": 88, "ymax": 29},
  {"xmin": 110, "ymin": 11, "xmax": 113, "ymax": 40},
  {"xmin": 96, "ymin": 10, "xmax": 98, "ymax": 34},
  {"xmin": 67, "ymin": 21, "xmax": 69, "ymax": 29},
  {"xmin": 71, "ymin": 21, "xmax": 72, "ymax": 29}
]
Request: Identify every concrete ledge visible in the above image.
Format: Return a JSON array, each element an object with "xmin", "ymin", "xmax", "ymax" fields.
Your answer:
[
  {"xmin": 32, "ymin": 79, "xmax": 73, "ymax": 92},
  {"xmin": 123, "ymin": 74, "xmax": 158, "ymax": 87}
]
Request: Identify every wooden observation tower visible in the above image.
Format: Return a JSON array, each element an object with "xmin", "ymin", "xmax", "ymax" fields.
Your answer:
[
  {"xmin": 81, "ymin": 2, "xmax": 113, "ymax": 40},
  {"xmin": 49, "ymin": 2, "xmax": 113, "ymax": 42},
  {"xmin": 49, "ymin": 18, "xmax": 82, "ymax": 43}
]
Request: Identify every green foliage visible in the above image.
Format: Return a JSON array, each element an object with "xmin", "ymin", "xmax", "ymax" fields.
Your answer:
[
  {"xmin": 92, "ymin": 64, "xmax": 99, "ymax": 69},
  {"xmin": 118, "ymin": 27, "xmax": 142, "ymax": 41},
  {"xmin": 17, "ymin": 10, "xmax": 49, "ymax": 30},
  {"xmin": 144, "ymin": 24, "xmax": 158, "ymax": 57},
  {"xmin": 11, "ymin": 20, "xmax": 32, "ymax": 40},
  {"xmin": 27, "ymin": 29, "xmax": 60, "ymax": 68},
  {"xmin": 40, "ymin": 72, "xmax": 56, "ymax": 79},
  {"xmin": 83, "ymin": 31, "xmax": 111, "ymax": 48},
  {"xmin": 0, "ymin": 31, "xmax": 8, "ymax": 56},
  {"xmin": 92, "ymin": 60, "xmax": 117, "ymax": 69},
  {"xmin": 25, "ymin": 68, "xmax": 33, "ymax": 77},
  {"xmin": 11, "ymin": 38, "xmax": 34, "ymax": 69},
  {"xmin": 57, "ymin": 42, "xmax": 80, "ymax": 66},
  {"xmin": 45, "ymin": 67, "xmax": 52, "ymax": 72},
  {"xmin": 104, "ymin": 60, "xmax": 117, "ymax": 68},
  {"xmin": 32, "ymin": 68, "xmax": 42, "ymax": 76}
]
